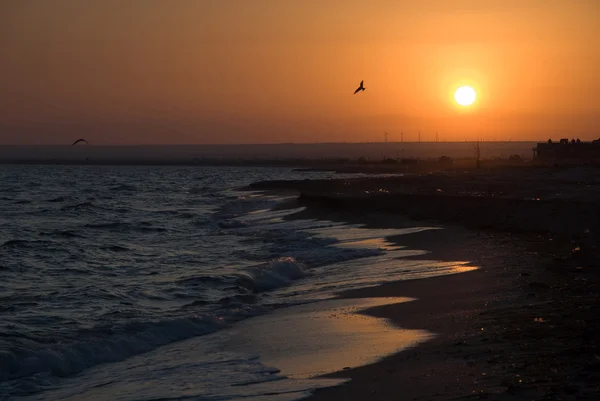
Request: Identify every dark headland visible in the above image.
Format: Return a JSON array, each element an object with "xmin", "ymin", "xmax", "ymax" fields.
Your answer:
[{"xmin": 249, "ymin": 164, "xmax": 600, "ymax": 400}]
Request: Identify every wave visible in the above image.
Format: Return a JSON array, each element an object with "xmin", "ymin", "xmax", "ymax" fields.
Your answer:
[
  {"xmin": 110, "ymin": 184, "xmax": 137, "ymax": 192},
  {"xmin": 39, "ymin": 230, "xmax": 80, "ymax": 239},
  {"xmin": 173, "ymin": 258, "xmax": 308, "ymax": 296},
  {"xmin": 232, "ymin": 228, "xmax": 384, "ymax": 267},
  {"xmin": 0, "ymin": 315, "xmax": 228, "ymax": 385},
  {"xmin": 2, "ymin": 239, "xmax": 56, "ymax": 248},
  {"xmin": 176, "ymin": 275, "xmax": 231, "ymax": 286},
  {"xmin": 84, "ymin": 222, "xmax": 168, "ymax": 233},
  {"xmin": 188, "ymin": 185, "xmax": 215, "ymax": 194},
  {"xmin": 177, "ymin": 212, "xmax": 198, "ymax": 219},
  {"xmin": 148, "ymin": 209, "xmax": 198, "ymax": 218},
  {"xmin": 218, "ymin": 219, "xmax": 248, "ymax": 229},
  {"xmin": 47, "ymin": 196, "xmax": 66, "ymax": 203},
  {"xmin": 237, "ymin": 257, "xmax": 308, "ymax": 293},
  {"xmin": 293, "ymin": 246, "xmax": 385, "ymax": 267},
  {"xmin": 180, "ymin": 299, "xmax": 210, "ymax": 309},
  {"xmin": 100, "ymin": 245, "xmax": 130, "ymax": 252},
  {"xmin": 136, "ymin": 221, "xmax": 169, "ymax": 232},
  {"xmin": 61, "ymin": 202, "xmax": 97, "ymax": 211},
  {"xmin": 192, "ymin": 216, "xmax": 218, "ymax": 228},
  {"xmin": 84, "ymin": 222, "xmax": 123, "ymax": 230},
  {"xmin": 218, "ymin": 293, "xmax": 259, "ymax": 305}
]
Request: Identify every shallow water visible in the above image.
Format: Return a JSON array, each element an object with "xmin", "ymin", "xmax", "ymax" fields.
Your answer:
[{"xmin": 0, "ymin": 165, "xmax": 475, "ymax": 400}]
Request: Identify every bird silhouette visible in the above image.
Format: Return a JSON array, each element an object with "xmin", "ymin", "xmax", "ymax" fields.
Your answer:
[
  {"xmin": 353, "ymin": 80, "xmax": 365, "ymax": 94},
  {"xmin": 71, "ymin": 138, "xmax": 89, "ymax": 146}
]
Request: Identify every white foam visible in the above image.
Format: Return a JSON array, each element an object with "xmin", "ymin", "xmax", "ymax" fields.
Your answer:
[{"xmin": 238, "ymin": 257, "xmax": 308, "ymax": 293}]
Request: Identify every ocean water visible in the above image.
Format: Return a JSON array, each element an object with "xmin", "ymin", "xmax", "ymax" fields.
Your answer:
[{"xmin": 0, "ymin": 165, "xmax": 474, "ymax": 400}]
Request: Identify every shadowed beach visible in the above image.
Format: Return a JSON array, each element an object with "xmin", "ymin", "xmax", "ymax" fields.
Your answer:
[{"xmin": 249, "ymin": 167, "xmax": 600, "ymax": 400}]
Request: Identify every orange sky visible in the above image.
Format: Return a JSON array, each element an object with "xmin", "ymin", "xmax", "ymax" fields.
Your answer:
[{"xmin": 1, "ymin": 0, "xmax": 599, "ymax": 144}]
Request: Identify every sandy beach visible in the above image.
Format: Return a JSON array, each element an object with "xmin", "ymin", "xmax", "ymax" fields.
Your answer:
[{"xmin": 250, "ymin": 168, "xmax": 600, "ymax": 400}]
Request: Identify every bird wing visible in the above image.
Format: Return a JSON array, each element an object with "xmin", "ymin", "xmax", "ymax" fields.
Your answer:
[
  {"xmin": 72, "ymin": 138, "xmax": 88, "ymax": 146},
  {"xmin": 360, "ymin": 80, "xmax": 364, "ymax": 88},
  {"xmin": 354, "ymin": 87, "xmax": 361, "ymax": 94}
]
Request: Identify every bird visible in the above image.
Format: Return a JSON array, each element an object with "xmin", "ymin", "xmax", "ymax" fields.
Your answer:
[
  {"xmin": 71, "ymin": 138, "xmax": 89, "ymax": 146},
  {"xmin": 353, "ymin": 80, "xmax": 365, "ymax": 94}
]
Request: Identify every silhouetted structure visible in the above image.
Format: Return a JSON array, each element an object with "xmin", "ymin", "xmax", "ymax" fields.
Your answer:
[{"xmin": 534, "ymin": 138, "xmax": 600, "ymax": 162}]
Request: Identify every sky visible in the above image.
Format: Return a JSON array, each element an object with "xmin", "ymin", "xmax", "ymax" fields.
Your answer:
[{"xmin": 1, "ymin": 0, "xmax": 599, "ymax": 144}]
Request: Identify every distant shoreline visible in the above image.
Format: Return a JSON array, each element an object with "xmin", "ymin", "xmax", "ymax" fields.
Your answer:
[
  {"xmin": 250, "ymin": 167, "xmax": 600, "ymax": 236},
  {"xmin": 5, "ymin": 159, "xmax": 600, "ymax": 180},
  {"xmin": 0, "ymin": 142, "xmax": 539, "ymax": 167},
  {"xmin": 0, "ymin": 141, "xmax": 538, "ymax": 146}
]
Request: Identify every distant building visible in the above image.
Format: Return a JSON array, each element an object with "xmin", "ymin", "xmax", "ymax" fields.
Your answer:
[{"xmin": 534, "ymin": 138, "xmax": 600, "ymax": 162}]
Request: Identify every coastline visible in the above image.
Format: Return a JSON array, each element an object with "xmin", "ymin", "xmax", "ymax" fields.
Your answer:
[
  {"xmin": 249, "ymin": 171, "xmax": 600, "ymax": 400},
  {"xmin": 306, "ymin": 224, "xmax": 597, "ymax": 400},
  {"xmin": 250, "ymin": 168, "xmax": 600, "ymax": 237}
]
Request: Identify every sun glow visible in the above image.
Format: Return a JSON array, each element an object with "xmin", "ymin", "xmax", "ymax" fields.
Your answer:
[{"xmin": 454, "ymin": 86, "xmax": 477, "ymax": 106}]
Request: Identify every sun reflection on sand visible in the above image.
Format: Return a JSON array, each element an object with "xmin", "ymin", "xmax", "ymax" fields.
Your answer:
[{"xmin": 225, "ymin": 297, "xmax": 433, "ymax": 379}]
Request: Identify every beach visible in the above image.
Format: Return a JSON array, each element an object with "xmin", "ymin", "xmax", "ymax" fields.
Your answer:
[
  {"xmin": 5, "ymin": 0, "xmax": 600, "ymax": 399},
  {"xmin": 251, "ymin": 167, "xmax": 600, "ymax": 400},
  {"xmin": 2, "ymin": 165, "xmax": 490, "ymax": 401},
  {"xmin": 2, "ymin": 164, "xmax": 598, "ymax": 400}
]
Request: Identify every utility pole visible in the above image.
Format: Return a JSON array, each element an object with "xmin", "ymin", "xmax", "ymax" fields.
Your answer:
[
  {"xmin": 418, "ymin": 131, "xmax": 421, "ymax": 143},
  {"xmin": 384, "ymin": 132, "xmax": 388, "ymax": 143},
  {"xmin": 474, "ymin": 138, "xmax": 481, "ymax": 169},
  {"xmin": 401, "ymin": 132, "xmax": 404, "ymax": 143}
]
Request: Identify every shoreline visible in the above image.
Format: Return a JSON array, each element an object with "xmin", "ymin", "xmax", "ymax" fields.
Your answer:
[
  {"xmin": 250, "ymin": 168, "xmax": 600, "ymax": 238},
  {"xmin": 301, "ymin": 210, "xmax": 599, "ymax": 400},
  {"xmin": 303, "ymin": 226, "xmax": 530, "ymax": 400},
  {"xmin": 249, "ymin": 173, "xmax": 600, "ymax": 400}
]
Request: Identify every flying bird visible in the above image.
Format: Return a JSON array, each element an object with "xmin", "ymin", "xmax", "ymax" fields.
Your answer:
[
  {"xmin": 71, "ymin": 138, "xmax": 89, "ymax": 146},
  {"xmin": 353, "ymin": 80, "xmax": 365, "ymax": 94}
]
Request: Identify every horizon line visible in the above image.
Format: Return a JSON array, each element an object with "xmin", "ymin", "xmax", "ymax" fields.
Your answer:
[{"xmin": 0, "ymin": 140, "xmax": 546, "ymax": 147}]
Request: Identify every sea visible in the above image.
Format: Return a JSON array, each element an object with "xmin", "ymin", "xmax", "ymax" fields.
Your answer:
[{"xmin": 0, "ymin": 165, "xmax": 475, "ymax": 401}]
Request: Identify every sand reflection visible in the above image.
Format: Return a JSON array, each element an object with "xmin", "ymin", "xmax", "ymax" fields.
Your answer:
[{"xmin": 225, "ymin": 297, "xmax": 433, "ymax": 379}]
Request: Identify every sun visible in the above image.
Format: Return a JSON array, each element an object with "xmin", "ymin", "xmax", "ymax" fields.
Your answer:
[{"xmin": 454, "ymin": 86, "xmax": 476, "ymax": 106}]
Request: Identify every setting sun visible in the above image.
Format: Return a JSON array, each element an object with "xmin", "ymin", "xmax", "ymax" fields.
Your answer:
[{"xmin": 454, "ymin": 86, "xmax": 477, "ymax": 107}]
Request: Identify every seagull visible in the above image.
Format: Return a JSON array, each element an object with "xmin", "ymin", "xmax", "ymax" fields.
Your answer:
[
  {"xmin": 71, "ymin": 138, "xmax": 89, "ymax": 146},
  {"xmin": 353, "ymin": 80, "xmax": 365, "ymax": 94}
]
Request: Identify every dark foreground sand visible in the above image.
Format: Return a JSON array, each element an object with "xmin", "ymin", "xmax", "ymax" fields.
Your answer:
[
  {"xmin": 250, "ymin": 170, "xmax": 600, "ymax": 400},
  {"xmin": 306, "ymin": 223, "xmax": 598, "ymax": 401}
]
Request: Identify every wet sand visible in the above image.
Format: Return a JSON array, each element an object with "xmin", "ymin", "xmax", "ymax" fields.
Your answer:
[
  {"xmin": 302, "ymin": 225, "xmax": 598, "ymax": 400},
  {"xmin": 224, "ymin": 297, "xmax": 430, "ymax": 380},
  {"xmin": 250, "ymin": 169, "xmax": 600, "ymax": 400}
]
